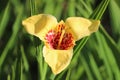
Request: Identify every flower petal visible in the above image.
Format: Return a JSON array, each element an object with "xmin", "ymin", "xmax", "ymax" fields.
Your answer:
[
  {"xmin": 65, "ymin": 17, "xmax": 100, "ymax": 41},
  {"xmin": 22, "ymin": 14, "xmax": 58, "ymax": 41},
  {"xmin": 43, "ymin": 46, "xmax": 73, "ymax": 74}
]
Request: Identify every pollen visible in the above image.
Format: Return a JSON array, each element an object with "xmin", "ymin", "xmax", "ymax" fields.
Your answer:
[{"xmin": 45, "ymin": 21, "xmax": 74, "ymax": 50}]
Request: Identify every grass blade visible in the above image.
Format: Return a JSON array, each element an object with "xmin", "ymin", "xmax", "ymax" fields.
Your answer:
[
  {"xmin": 0, "ymin": 6, "xmax": 23, "ymax": 68},
  {"xmin": 89, "ymin": 54, "xmax": 103, "ymax": 80},
  {"xmin": 0, "ymin": 2, "xmax": 10, "ymax": 38},
  {"xmin": 20, "ymin": 45, "xmax": 29, "ymax": 71},
  {"xmin": 80, "ymin": 53, "xmax": 94, "ymax": 80}
]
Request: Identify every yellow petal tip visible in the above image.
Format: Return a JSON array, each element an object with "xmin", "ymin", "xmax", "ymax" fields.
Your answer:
[
  {"xmin": 43, "ymin": 46, "xmax": 73, "ymax": 75},
  {"xmin": 65, "ymin": 17, "xmax": 100, "ymax": 41},
  {"xmin": 22, "ymin": 18, "xmax": 35, "ymax": 35},
  {"xmin": 89, "ymin": 20, "xmax": 100, "ymax": 32}
]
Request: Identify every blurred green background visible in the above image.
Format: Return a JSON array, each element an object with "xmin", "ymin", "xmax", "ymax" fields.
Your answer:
[{"xmin": 0, "ymin": 0, "xmax": 120, "ymax": 80}]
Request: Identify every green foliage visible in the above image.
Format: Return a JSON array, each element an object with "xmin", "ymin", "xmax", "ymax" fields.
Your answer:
[{"xmin": 0, "ymin": 0, "xmax": 120, "ymax": 80}]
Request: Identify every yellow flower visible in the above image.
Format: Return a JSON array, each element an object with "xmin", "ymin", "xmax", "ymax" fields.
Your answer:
[{"xmin": 22, "ymin": 14, "xmax": 100, "ymax": 74}]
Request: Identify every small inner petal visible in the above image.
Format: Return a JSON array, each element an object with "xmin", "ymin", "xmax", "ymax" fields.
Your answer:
[{"xmin": 45, "ymin": 21, "xmax": 74, "ymax": 50}]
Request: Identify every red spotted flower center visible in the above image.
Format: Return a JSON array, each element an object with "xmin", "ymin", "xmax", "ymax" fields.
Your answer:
[{"xmin": 45, "ymin": 22, "xmax": 74, "ymax": 50}]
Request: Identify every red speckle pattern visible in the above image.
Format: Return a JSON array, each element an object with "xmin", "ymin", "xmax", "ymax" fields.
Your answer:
[
  {"xmin": 45, "ymin": 24, "xmax": 74, "ymax": 50},
  {"xmin": 60, "ymin": 33, "xmax": 74, "ymax": 50}
]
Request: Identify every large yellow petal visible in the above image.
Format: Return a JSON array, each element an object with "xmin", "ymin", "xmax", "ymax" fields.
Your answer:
[
  {"xmin": 43, "ymin": 46, "xmax": 73, "ymax": 74},
  {"xmin": 65, "ymin": 17, "xmax": 100, "ymax": 41},
  {"xmin": 22, "ymin": 14, "xmax": 58, "ymax": 41}
]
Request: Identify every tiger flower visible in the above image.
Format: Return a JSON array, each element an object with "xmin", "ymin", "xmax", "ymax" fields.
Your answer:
[{"xmin": 22, "ymin": 14, "xmax": 100, "ymax": 74}]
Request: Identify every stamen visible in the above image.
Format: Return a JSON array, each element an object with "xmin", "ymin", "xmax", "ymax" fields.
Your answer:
[{"xmin": 57, "ymin": 30, "xmax": 65, "ymax": 49}]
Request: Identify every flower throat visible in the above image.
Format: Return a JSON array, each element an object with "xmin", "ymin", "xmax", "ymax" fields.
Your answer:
[{"xmin": 45, "ymin": 21, "xmax": 74, "ymax": 50}]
